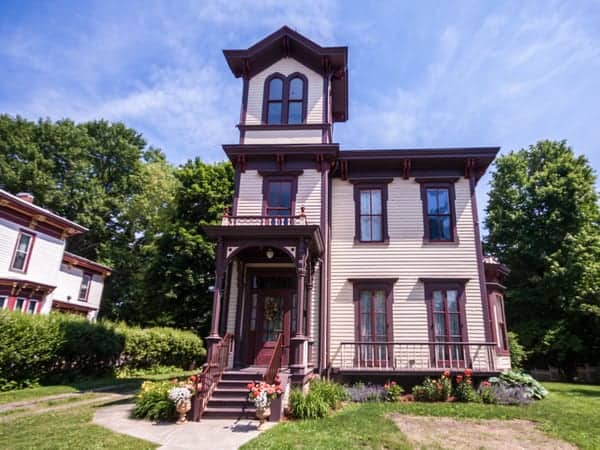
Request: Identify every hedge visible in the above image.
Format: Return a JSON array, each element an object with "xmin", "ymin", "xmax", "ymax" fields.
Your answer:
[{"xmin": 0, "ymin": 310, "xmax": 206, "ymax": 390}]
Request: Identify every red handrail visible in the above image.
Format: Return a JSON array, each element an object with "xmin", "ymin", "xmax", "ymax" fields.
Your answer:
[
  {"xmin": 192, "ymin": 333, "xmax": 233, "ymax": 421},
  {"xmin": 264, "ymin": 334, "xmax": 283, "ymax": 384}
]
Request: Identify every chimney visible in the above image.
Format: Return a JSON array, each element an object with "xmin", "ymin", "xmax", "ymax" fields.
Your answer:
[{"xmin": 17, "ymin": 192, "xmax": 35, "ymax": 203}]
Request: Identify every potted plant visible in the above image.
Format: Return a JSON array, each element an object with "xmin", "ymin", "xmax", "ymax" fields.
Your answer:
[
  {"xmin": 247, "ymin": 381, "xmax": 283, "ymax": 429},
  {"xmin": 168, "ymin": 376, "xmax": 196, "ymax": 424}
]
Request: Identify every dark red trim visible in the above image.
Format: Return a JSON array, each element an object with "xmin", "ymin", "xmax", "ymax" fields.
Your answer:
[
  {"xmin": 237, "ymin": 123, "xmax": 330, "ymax": 131},
  {"xmin": 232, "ymin": 169, "xmax": 242, "ymax": 215},
  {"xmin": 351, "ymin": 180, "xmax": 391, "ymax": 243},
  {"xmin": 52, "ymin": 299, "xmax": 97, "ymax": 313},
  {"xmin": 9, "ymin": 229, "xmax": 36, "ymax": 274},
  {"xmin": 417, "ymin": 180, "xmax": 458, "ymax": 243}
]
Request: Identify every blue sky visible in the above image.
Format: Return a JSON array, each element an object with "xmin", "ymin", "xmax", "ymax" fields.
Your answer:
[{"xmin": 1, "ymin": 0, "xmax": 599, "ymax": 225}]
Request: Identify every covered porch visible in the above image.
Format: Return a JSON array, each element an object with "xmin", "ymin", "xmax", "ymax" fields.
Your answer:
[{"xmin": 203, "ymin": 218, "xmax": 323, "ymax": 384}]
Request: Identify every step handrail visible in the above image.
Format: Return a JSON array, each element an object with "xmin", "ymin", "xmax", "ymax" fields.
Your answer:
[
  {"xmin": 264, "ymin": 333, "xmax": 283, "ymax": 384},
  {"xmin": 192, "ymin": 333, "xmax": 233, "ymax": 421}
]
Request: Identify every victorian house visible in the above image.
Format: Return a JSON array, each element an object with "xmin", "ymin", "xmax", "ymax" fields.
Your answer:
[
  {"xmin": 0, "ymin": 189, "xmax": 111, "ymax": 320},
  {"xmin": 196, "ymin": 27, "xmax": 510, "ymax": 420}
]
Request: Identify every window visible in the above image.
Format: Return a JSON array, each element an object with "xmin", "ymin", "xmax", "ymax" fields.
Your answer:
[
  {"xmin": 418, "ymin": 180, "xmax": 457, "ymax": 242},
  {"xmin": 15, "ymin": 297, "xmax": 25, "ymax": 312},
  {"xmin": 352, "ymin": 181, "xmax": 390, "ymax": 243},
  {"xmin": 11, "ymin": 231, "xmax": 35, "ymax": 272},
  {"xmin": 27, "ymin": 300, "xmax": 37, "ymax": 314},
  {"xmin": 424, "ymin": 281, "xmax": 467, "ymax": 367},
  {"xmin": 352, "ymin": 279, "xmax": 395, "ymax": 367},
  {"xmin": 287, "ymin": 76, "xmax": 305, "ymax": 124},
  {"xmin": 263, "ymin": 73, "xmax": 307, "ymax": 124},
  {"xmin": 78, "ymin": 274, "xmax": 92, "ymax": 302},
  {"xmin": 0, "ymin": 296, "xmax": 6, "ymax": 309},
  {"xmin": 494, "ymin": 294, "xmax": 509, "ymax": 352},
  {"xmin": 266, "ymin": 77, "xmax": 284, "ymax": 124},
  {"xmin": 261, "ymin": 173, "xmax": 299, "ymax": 224}
]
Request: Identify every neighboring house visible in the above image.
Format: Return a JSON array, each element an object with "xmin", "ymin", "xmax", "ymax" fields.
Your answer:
[{"xmin": 0, "ymin": 189, "xmax": 111, "ymax": 320}]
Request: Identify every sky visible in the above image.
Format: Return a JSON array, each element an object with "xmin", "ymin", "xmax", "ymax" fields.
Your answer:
[{"xmin": 1, "ymin": 0, "xmax": 599, "ymax": 225}]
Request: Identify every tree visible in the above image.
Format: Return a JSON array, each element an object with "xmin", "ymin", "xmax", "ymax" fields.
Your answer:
[{"xmin": 485, "ymin": 140, "xmax": 600, "ymax": 373}]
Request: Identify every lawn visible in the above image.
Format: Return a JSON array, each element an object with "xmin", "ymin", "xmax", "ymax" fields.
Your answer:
[{"xmin": 241, "ymin": 382, "xmax": 600, "ymax": 450}]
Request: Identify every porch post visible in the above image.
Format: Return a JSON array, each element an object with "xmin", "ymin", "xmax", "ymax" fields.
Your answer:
[
  {"xmin": 290, "ymin": 239, "xmax": 309, "ymax": 382},
  {"xmin": 306, "ymin": 261, "xmax": 314, "ymax": 367},
  {"xmin": 206, "ymin": 237, "xmax": 225, "ymax": 360}
]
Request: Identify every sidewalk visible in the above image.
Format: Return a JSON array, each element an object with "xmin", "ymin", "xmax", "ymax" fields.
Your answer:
[{"xmin": 93, "ymin": 403, "xmax": 275, "ymax": 450}]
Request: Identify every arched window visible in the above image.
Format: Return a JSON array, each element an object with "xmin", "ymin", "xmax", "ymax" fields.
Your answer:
[
  {"xmin": 262, "ymin": 73, "xmax": 307, "ymax": 124},
  {"xmin": 266, "ymin": 77, "xmax": 284, "ymax": 124},
  {"xmin": 287, "ymin": 76, "xmax": 305, "ymax": 124}
]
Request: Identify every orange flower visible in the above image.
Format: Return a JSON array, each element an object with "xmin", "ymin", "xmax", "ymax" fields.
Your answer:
[
  {"xmin": 189, "ymin": 375, "xmax": 197, "ymax": 383},
  {"xmin": 253, "ymin": 391, "xmax": 260, "ymax": 398},
  {"xmin": 464, "ymin": 369, "xmax": 472, "ymax": 377},
  {"xmin": 456, "ymin": 375, "xmax": 463, "ymax": 383},
  {"xmin": 247, "ymin": 383, "xmax": 254, "ymax": 390}
]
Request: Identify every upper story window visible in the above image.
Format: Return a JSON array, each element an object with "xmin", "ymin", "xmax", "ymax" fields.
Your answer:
[
  {"xmin": 352, "ymin": 180, "xmax": 391, "ymax": 243},
  {"xmin": 263, "ymin": 73, "xmax": 307, "ymax": 125},
  {"xmin": 11, "ymin": 231, "xmax": 35, "ymax": 272},
  {"xmin": 265, "ymin": 180, "xmax": 293, "ymax": 216},
  {"xmin": 266, "ymin": 77, "xmax": 284, "ymax": 124},
  {"xmin": 79, "ymin": 274, "xmax": 92, "ymax": 302},
  {"xmin": 418, "ymin": 180, "xmax": 457, "ymax": 242}
]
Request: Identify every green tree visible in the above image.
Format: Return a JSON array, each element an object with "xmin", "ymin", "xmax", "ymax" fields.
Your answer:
[{"xmin": 485, "ymin": 140, "xmax": 600, "ymax": 373}]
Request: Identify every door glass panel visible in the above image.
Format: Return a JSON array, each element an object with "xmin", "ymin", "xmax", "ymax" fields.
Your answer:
[
  {"xmin": 375, "ymin": 314, "xmax": 386, "ymax": 338},
  {"xmin": 360, "ymin": 313, "xmax": 371, "ymax": 340},
  {"xmin": 262, "ymin": 296, "xmax": 283, "ymax": 342},
  {"xmin": 434, "ymin": 313, "xmax": 445, "ymax": 336},
  {"xmin": 449, "ymin": 314, "xmax": 460, "ymax": 335},
  {"xmin": 250, "ymin": 294, "xmax": 258, "ymax": 331}
]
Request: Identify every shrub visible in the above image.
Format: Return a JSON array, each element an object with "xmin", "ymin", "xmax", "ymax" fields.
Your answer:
[
  {"xmin": 453, "ymin": 370, "xmax": 480, "ymax": 402},
  {"xmin": 309, "ymin": 380, "xmax": 348, "ymax": 409},
  {"xmin": 411, "ymin": 372, "xmax": 452, "ymax": 402},
  {"xmin": 346, "ymin": 382, "xmax": 385, "ymax": 402},
  {"xmin": 478, "ymin": 380, "xmax": 496, "ymax": 404},
  {"xmin": 490, "ymin": 371, "xmax": 548, "ymax": 400},
  {"xmin": 383, "ymin": 381, "xmax": 404, "ymax": 402},
  {"xmin": 0, "ymin": 310, "xmax": 206, "ymax": 390},
  {"xmin": 508, "ymin": 331, "xmax": 527, "ymax": 371},
  {"xmin": 132, "ymin": 380, "xmax": 176, "ymax": 421},
  {"xmin": 289, "ymin": 388, "xmax": 329, "ymax": 419}
]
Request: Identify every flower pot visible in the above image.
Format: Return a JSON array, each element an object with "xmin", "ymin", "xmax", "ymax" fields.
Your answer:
[
  {"xmin": 176, "ymin": 399, "xmax": 191, "ymax": 424},
  {"xmin": 255, "ymin": 405, "xmax": 271, "ymax": 430}
]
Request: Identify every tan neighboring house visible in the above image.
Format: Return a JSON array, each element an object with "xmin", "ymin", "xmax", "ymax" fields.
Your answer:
[{"xmin": 0, "ymin": 189, "xmax": 111, "ymax": 320}]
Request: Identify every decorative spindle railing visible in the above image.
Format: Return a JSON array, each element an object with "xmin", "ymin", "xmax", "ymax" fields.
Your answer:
[
  {"xmin": 264, "ymin": 334, "xmax": 283, "ymax": 384},
  {"xmin": 192, "ymin": 333, "xmax": 233, "ymax": 421},
  {"xmin": 335, "ymin": 341, "xmax": 496, "ymax": 372},
  {"xmin": 221, "ymin": 207, "xmax": 308, "ymax": 226}
]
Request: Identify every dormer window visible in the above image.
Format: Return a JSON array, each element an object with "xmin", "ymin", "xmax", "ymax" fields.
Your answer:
[{"xmin": 263, "ymin": 73, "xmax": 307, "ymax": 124}]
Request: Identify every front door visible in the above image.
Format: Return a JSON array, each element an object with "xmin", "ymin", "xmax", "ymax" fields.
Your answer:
[{"xmin": 244, "ymin": 273, "xmax": 295, "ymax": 366}]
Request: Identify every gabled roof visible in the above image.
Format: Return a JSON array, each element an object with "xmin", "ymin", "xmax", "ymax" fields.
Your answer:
[
  {"xmin": 0, "ymin": 189, "xmax": 87, "ymax": 238},
  {"xmin": 63, "ymin": 251, "xmax": 112, "ymax": 277},
  {"xmin": 223, "ymin": 26, "xmax": 349, "ymax": 122}
]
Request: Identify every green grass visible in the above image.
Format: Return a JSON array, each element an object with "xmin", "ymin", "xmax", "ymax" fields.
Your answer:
[
  {"xmin": 242, "ymin": 382, "xmax": 600, "ymax": 450},
  {"xmin": 0, "ymin": 370, "xmax": 194, "ymax": 405},
  {"xmin": 0, "ymin": 401, "xmax": 156, "ymax": 450}
]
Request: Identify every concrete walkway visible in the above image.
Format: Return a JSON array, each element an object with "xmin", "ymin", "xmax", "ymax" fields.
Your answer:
[{"xmin": 93, "ymin": 403, "xmax": 276, "ymax": 450}]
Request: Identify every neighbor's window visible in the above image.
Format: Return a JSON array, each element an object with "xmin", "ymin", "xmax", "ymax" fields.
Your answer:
[
  {"xmin": 15, "ymin": 297, "xmax": 26, "ymax": 312},
  {"xmin": 27, "ymin": 300, "xmax": 37, "ymax": 314},
  {"xmin": 495, "ymin": 295, "xmax": 509, "ymax": 351},
  {"xmin": 287, "ymin": 76, "xmax": 305, "ymax": 124},
  {"xmin": 11, "ymin": 231, "xmax": 34, "ymax": 272},
  {"xmin": 266, "ymin": 77, "xmax": 284, "ymax": 124},
  {"xmin": 78, "ymin": 274, "xmax": 92, "ymax": 302}
]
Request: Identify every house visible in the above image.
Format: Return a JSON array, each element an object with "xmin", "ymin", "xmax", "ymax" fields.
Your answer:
[
  {"xmin": 0, "ymin": 189, "xmax": 111, "ymax": 320},
  {"xmin": 196, "ymin": 26, "xmax": 510, "ymax": 419}
]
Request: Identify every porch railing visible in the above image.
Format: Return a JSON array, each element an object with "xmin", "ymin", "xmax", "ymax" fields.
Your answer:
[
  {"xmin": 221, "ymin": 207, "xmax": 308, "ymax": 226},
  {"xmin": 336, "ymin": 341, "xmax": 496, "ymax": 372},
  {"xmin": 192, "ymin": 333, "xmax": 233, "ymax": 421},
  {"xmin": 264, "ymin": 334, "xmax": 283, "ymax": 384}
]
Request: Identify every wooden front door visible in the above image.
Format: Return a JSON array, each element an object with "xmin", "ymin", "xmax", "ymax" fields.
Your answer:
[{"xmin": 244, "ymin": 273, "xmax": 295, "ymax": 366}]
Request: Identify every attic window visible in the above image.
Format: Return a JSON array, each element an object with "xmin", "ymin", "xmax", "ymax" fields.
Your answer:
[{"xmin": 263, "ymin": 73, "xmax": 307, "ymax": 124}]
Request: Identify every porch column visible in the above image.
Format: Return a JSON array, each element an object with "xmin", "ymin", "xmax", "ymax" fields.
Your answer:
[
  {"xmin": 290, "ymin": 239, "xmax": 309, "ymax": 382},
  {"xmin": 306, "ymin": 262, "xmax": 314, "ymax": 367},
  {"xmin": 206, "ymin": 237, "xmax": 225, "ymax": 360}
]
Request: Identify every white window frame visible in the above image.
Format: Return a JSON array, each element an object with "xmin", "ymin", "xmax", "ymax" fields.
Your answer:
[
  {"xmin": 27, "ymin": 300, "xmax": 38, "ymax": 314},
  {"xmin": 15, "ymin": 297, "xmax": 26, "ymax": 312},
  {"xmin": 10, "ymin": 231, "xmax": 35, "ymax": 272}
]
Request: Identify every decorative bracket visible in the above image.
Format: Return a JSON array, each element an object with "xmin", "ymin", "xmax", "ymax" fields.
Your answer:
[{"xmin": 402, "ymin": 159, "xmax": 411, "ymax": 179}]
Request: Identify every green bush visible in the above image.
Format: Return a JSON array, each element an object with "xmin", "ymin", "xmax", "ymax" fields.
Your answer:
[
  {"xmin": 492, "ymin": 370, "xmax": 548, "ymax": 400},
  {"xmin": 508, "ymin": 331, "xmax": 528, "ymax": 371},
  {"xmin": 132, "ymin": 380, "xmax": 176, "ymax": 421},
  {"xmin": 0, "ymin": 310, "xmax": 206, "ymax": 390},
  {"xmin": 308, "ymin": 380, "xmax": 348, "ymax": 409},
  {"xmin": 411, "ymin": 373, "xmax": 452, "ymax": 402},
  {"xmin": 289, "ymin": 388, "xmax": 329, "ymax": 419}
]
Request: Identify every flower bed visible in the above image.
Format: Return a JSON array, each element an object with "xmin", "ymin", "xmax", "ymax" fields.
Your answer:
[{"xmin": 132, "ymin": 375, "xmax": 196, "ymax": 422}]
